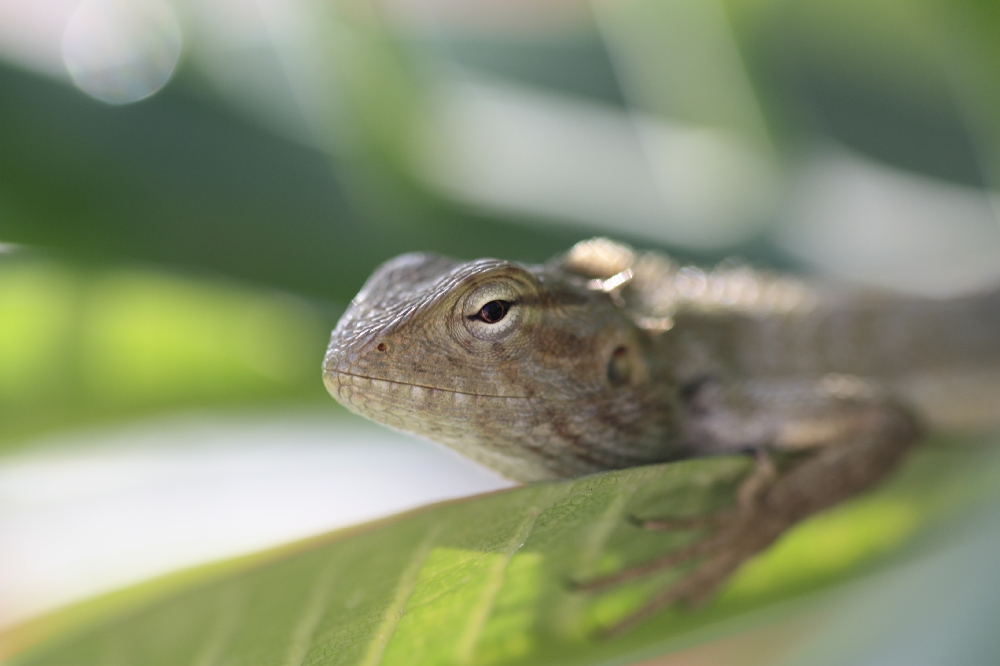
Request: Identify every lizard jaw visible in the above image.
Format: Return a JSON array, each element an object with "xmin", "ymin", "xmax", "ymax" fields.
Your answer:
[
  {"xmin": 323, "ymin": 370, "xmax": 531, "ymax": 401},
  {"xmin": 323, "ymin": 369, "xmax": 572, "ymax": 482},
  {"xmin": 322, "ymin": 368, "xmax": 536, "ymax": 436}
]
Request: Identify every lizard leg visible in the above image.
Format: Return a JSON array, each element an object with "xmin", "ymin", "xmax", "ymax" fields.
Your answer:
[
  {"xmin": 631, "ymin": 449, "xmax": 776, "ymax": 532},
  {"xmin": 583, "ymin": 392, "xmax": 920, "ymax": 637},
  {"xmin": 574, "ymin": 528, "xmax": 732, "ymax": 593},
  {"xmin": 602, "ymin": 547, "xmax": 759, "ymax": 638},
  {"xmin": 577, "ymin": 449, "xmax": 776, "ymax": 594}
]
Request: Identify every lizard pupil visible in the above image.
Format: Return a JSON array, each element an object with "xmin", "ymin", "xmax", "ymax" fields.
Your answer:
[{"xmin": 479, "ymin": 300, "xmax": 509, "ymax": 323}]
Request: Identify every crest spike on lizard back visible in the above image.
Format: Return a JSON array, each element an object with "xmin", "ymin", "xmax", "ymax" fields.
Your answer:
[{"xmin": 324, "ymin": 238, "xmax": 1000, "ymax": 483}]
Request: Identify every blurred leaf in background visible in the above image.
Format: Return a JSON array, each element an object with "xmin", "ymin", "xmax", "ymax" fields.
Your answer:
[
  {"xmin": 0, "ymin": 252, "xmax": 334, "ymax": 450},
  {"xmin": 1, "ymin": 0, "xmax": 1000, "ymax": 663}
]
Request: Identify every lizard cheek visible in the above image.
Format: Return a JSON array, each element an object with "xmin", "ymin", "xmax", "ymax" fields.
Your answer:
[{"xmin": 607, "ymin": 346, "xmax": 632, "ymax": 386}]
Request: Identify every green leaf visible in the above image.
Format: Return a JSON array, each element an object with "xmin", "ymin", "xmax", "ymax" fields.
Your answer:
[{"xmin": 8, "ymin": 438, "xmax": 994, "ymax": 666}]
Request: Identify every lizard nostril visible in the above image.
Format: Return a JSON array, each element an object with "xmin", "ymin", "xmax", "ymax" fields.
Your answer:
[{"xmin": 376, "ymin": 342, "xmax": 388, "ymax": 352}]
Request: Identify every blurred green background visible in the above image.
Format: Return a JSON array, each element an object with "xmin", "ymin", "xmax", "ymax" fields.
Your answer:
[
  {"xmin": 2, "ymin": 0, "xmax": 1000, "ymax": 661},
  {"xmin": 2, "ymin": 0, "xmax": 999, "ymax": 451}
]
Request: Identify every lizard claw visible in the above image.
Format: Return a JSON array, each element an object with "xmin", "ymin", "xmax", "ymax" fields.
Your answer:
[
  {"xmin": 586, "ymin": 508, "xmax": 788, "ymax": 638},
  {"xmin": 573, "ymin": 530, "xmax": 729, "ymax": 594},
  {"xmin": 628, "ymin": 513, "xmax": 728, "ymax": 532},
  {"xmin": 580, "ymin": 452, "xmax": 786, "ymax": 635}
]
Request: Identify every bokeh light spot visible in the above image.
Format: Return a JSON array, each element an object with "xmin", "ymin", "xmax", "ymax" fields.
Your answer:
[{"xmin": 61, "ymin": 0, "xmax": 182, "ymax": 105}]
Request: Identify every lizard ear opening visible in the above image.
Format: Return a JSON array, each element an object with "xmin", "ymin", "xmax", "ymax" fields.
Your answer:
[{"xmin": 607, "ymin": 346, "xmax": 632, "ymax": 386}]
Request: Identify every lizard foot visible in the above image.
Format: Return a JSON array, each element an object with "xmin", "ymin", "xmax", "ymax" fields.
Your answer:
[
  {"xmin": 575, "ymin": 451, "xmax": 787, "ymax": 637},
  {"xmin": 581, "ymin": 404, "xmax": 918, "ymax": 638},
  {"xmin": 597, "ymin": 508, "xmax": 790, "ymax": 638},
  {"xmin": 626, "ymin": 448, "xmax": 776, "ymax": 533}
]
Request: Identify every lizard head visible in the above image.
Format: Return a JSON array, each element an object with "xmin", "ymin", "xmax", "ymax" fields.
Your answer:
[{"xmin": 323, "ymin": 247, "xmax": 680, "ymax": 482}]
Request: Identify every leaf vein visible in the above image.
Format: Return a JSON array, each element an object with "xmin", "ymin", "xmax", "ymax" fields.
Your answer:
[{"xmin": 358, "ymin": 529, "xmax": 439, "ymax": 666}]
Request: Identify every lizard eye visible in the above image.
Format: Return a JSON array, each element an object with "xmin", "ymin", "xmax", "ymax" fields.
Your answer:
[
  {"xmin": 477, "ymin": 300, "xmax": 509, "ymax": 324},
  {"xmin": 458, "ymin": 275, "xmax": 529, "ymax": 341}
]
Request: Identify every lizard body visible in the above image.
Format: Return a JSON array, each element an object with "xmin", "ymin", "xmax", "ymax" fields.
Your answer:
[
  {"xmin": 323, "ymin": 238, "xmax": 1000, "ymax": 482},
  {"xmin": 323, "ymin": 237, "xmax": 1000, "ymax": 631}
]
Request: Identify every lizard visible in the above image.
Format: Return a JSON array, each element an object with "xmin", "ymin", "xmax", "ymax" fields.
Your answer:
[{"xmin": 322, "ymin": 237, "xmax": 1000, "ymax": 634}]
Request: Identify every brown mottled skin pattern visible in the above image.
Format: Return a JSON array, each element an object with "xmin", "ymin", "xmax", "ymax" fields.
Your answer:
[{"xmin": 323, "ymin": 238, "xmax": 1000, "ymax": 630}]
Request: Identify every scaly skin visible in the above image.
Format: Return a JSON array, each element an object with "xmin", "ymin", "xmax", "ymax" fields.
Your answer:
[
  {"xmin": 323, "ymin": 244, "xmax": 686, "ymax": 481},
  {"xmin": 323, "ymin": 238, "xmax": 1000, "ymax": 482},
  {"xmin": 322, "ymin": 238, "xmax": 1000, "ymax": 631}
]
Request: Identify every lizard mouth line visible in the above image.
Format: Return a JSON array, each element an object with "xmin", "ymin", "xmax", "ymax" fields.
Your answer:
[{"xmin": 326, "ymin": 369, "xmax": 531, "ymax": 400}]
